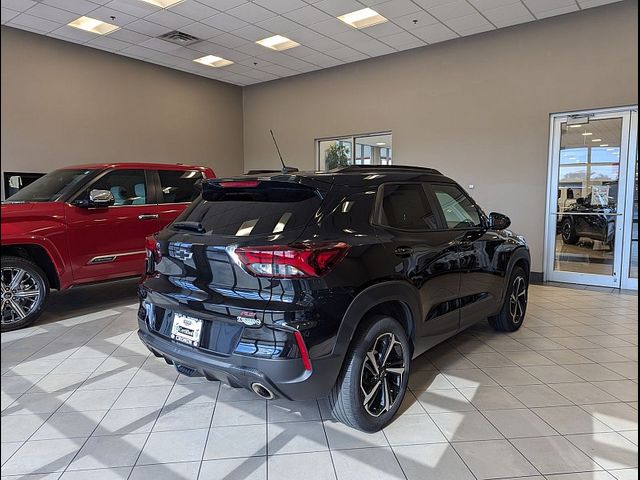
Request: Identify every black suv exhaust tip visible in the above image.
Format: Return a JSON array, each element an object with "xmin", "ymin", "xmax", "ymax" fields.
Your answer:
[{"xmin": 251, "ymin": 382, "xmax": 275, "ymax": 400}]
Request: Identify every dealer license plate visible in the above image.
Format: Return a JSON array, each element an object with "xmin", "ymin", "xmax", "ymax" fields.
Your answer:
[{"xmin": 171, "ymin": 313, "xmax": 203, "ymax": 347}]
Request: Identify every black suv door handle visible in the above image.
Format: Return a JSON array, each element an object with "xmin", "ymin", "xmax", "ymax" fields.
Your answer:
[{"xmin": 394, "ymin": 246, "xmax": 413, "ymax": 257}]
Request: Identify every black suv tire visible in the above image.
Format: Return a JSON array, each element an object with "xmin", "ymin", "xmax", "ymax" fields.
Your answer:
[
  {"xmin": 329, "ymin": 315, "xmax": 411, "ymax": 432},
  {"xmin": 489, "ymin": 266, "xmax": 528, "ymax": 332},
  {"xmin": 1, "ymin": 256, "xmax": 49, "ymax": 332},
  {"xmin": 561, "ymin": 218, "xmax": 579, "ymax": 244}
]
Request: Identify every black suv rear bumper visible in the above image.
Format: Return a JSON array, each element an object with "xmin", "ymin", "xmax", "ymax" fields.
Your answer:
[{"xmin": 138, "ymin": 323, "xmax": 344, "ymax": 401}]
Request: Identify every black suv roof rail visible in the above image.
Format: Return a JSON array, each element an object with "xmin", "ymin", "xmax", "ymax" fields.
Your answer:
[{"xmin": 336, "ymin": 165, "xmax": 442, "ymax": 175}]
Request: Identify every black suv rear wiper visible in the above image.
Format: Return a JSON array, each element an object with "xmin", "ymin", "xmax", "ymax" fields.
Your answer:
[{"xmin": 172, "ymin": 221, "xmax": 205, "ymax": 233}]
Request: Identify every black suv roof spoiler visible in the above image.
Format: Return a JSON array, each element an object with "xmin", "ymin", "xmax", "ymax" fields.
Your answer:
[{"xmin": 336, "ymin": 165, "xmax": 442, "ymax": 175}]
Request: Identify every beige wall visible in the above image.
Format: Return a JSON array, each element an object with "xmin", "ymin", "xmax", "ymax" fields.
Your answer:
[
  {"xmin": 243, "ymin": 0, "xmax": 638, "ymax": 272},
  {"xmin": 1, "ymin": 26, "xmax": 244, "ymax": 192}
]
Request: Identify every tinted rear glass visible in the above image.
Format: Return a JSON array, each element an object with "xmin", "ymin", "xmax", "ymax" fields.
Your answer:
[{"xmin": 176, "ymin": 181, "xmax": 323, "ymax": 236}]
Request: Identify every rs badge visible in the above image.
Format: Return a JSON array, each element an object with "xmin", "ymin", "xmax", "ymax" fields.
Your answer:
[{"xmin": 237, "ymin": 311, "xmax": 261, "ymax": 327}]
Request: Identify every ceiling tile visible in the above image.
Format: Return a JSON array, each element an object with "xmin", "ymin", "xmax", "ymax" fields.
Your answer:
[
  {"xmin": 395, "ymin": 39, "xmax": 425, "ymax": 50},
  {"xmin": 8, "ymin": 13, "xmax": 59, "ymax": 33},
  {"xmin": 107, "ymin": 27, "xmax": 151, "ymax": 43},
  {"xmin": 302, "ymin": 51, "xmax": 343, "ymax": 67},
  {"xmin": 373, "ymin": 0, "xmax": 423, "ymax": 19},
  {"xmin": 362, "ymin": 20, "xmax": 404, "ymax": 37},
  {"xmin": 379, "ymin": 30, "xmax": 420, "ymax": 47},
  {"xmin": 534, "ymin": 4, "xmax": 580, "ymax": 19},
  {"xmin": 282, "ymin": 44, "xmax": 318, "ymax": 58},
  {"xmin": 1, "ymin": 0, "xmax": 36, "ymax": 13},
  {"xmin": 482, "ymin": 2, "xmax": 534, "ymax": 26},
  {"xmin": 102, "ymin": 0, "xmax": 158, "ymax": 18},
  {"xmin": 308, "ymin": 17, "xmax": 352, "ymax": 36},
  {"xmin": 331, "ymin": 29, "xmax": 371, "ymax": 45},
  {"xmin": 168, "ymin": 1, "xmax": 220, "ymax": 20},
  {"xmin": 282, "ymin": 5, "xmax": 331, "ymax": 24},
  {"xmin": 226, "ymin": 2, "xmax": 276, "ymax": 22},
  {"xmin": 578, "ymin": 0, "xmax": 623, "ymax": 7},
  {"xmin": 255, "ymin": 14, "xmax": 300, "ymax": 33},
  {"xmin": 26, "ymin": 3, "xmax": 77, "ymax": 23},
  {"xmin": 141, "ymin": 37, "xmax": 183, "ymax": 52},
  {"xmin": 413, "ymin": 0, "xmax": 459, "ymax": 9},
  {"xmin": 42, "ymin": 0, "xmax": 99, "ymax": 15},
  {"xmin": 354, "ymin": 38, "xmax": 395, "ymax": 56},
  {"xmin": 427, "ymin": 0, "xmax": 477, "ymax": 20},
  {"xmin": 208, "ymin": 31, "xmax": 246, "ymax": 47},
  {"xmin": 325, "ymin": 45, "xmax": 368, "ymax": 61},
  {"xmin": 286, "ymin": 27, "xmax": 342, "ymax": 49},
  {"xmin": 51, "ymin": 24, "xmax": 98, "ymax": 40},
  {"xmin": 235, "ymin": 41, "xmax": 270, "ymax": 56},
  {"xmin": 412, "ymin": 22, "xmax": 458, "ymax": 43},
  {"xmin": 126, "ymin": 18, "xmax": 170, "ymax": 36},
  {"xmin": 87, "ymin": 34, "xmax": 131, "ymax": 51},
  {"xmin": 200, "ymin": 11, "xmax": 248, "ymax": 31},
  {"xmin": 444, "ymin": 12, "xmax": 493, "ymax": 33},
  {"xmin": 393, "ymin": 10, "xmax": 439, "ymax": 30},
  {"xmin": 88, "ymin": 6, "xmax": 138, "ymax": 27},
  {"xmin": 195, "ymin": 0, "xmax": 247, "ymax": 11},
  {"xmin": 170, "ymin": 46, "xmax": 202, "ymax": 59},
  {"xmin": 313, "ymin": 0, "xmax": 363, "ymax": 16},
  {"xmin": 145, "ymin": 9, "xmax": 192, "ymax": 29},
  {"xmin": 232, "ymin": 23, "xmax": 271, "ymax": 41},
  {"xmin": 523, "ymin": 0, "xmax": 576, "ymax": 13},
  {"xmin": 181, "ymin": 21, "xmax": 223, "ymax": 39},
  {"xmin": 468, "ymin": 0, "xmax": 520, "ymax": 9},
  {"xmin": 253, "ymin": 0, "xmax": 306, "ymax": 14},
  {"xmin": 1, "ymin": 7, "xmax": 19, "ymax": 23}
]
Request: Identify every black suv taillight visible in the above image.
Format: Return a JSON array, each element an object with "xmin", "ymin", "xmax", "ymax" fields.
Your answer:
[
  {"xmin": 145, "ymin": 235, "xmax": 161, "ymax": 273},
  {"xmin": 231, "ymin": 242, "xmax": 350, "ymax": 278}
]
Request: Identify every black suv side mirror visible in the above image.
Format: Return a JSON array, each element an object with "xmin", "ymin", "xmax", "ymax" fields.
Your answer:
[
  {"xmin": 74, "ymin": 189, "xmax": 115, "ymax": 208},
  {"xmin": 489, "ymin": 212, "xmax": 511, "ymax": 230}
]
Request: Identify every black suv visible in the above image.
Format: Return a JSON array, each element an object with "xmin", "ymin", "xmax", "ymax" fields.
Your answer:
[{"xmin": 138, "ymin": 166, "xmax": 530, "ymax": 432}]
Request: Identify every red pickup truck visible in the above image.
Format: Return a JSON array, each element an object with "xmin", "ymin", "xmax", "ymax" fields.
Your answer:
[{"xmin": 1, "ymin": 162, "xmax": 215, "ymax": 331}]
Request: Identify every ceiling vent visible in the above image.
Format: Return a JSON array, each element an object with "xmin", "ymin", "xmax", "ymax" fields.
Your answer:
[{"xmin": 157, "ymin": 30, "xmax": 200, "ymax": 46}]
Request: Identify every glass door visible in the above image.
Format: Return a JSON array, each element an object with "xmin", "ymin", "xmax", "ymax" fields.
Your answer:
[
  {"xmin": 621, "ymin": 111, "xmax": 638, "ymax": 290},
  {"xmin": 545, "ymin": 109, "xmax": 634, "ymax": 288}
]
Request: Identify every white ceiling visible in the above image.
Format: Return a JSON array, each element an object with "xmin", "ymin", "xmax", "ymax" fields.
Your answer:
[{"xmin": 1, "ymin": 0, "xmax": 623, "ymax": 86}]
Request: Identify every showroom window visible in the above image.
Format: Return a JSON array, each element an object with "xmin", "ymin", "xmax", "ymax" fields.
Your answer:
[
  {"xmin": 377, "ymin": 183, "xmax": 438, "ymax": 230},
  {"xmin": 83, "ymin": 169, "xmax": 150, "ymax": 206},
  {"xmin": 158, "ymin": 169, "xmax": 204, "ymax": 204},
  {"xmin": 430, "ymin": 184, "xmax": 482, "ymax": 229},
  {"xmin": 317, "ymin": 132, "xmax": 392, "ymax": 170}
]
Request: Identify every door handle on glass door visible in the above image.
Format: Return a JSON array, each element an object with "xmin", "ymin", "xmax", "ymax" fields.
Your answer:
[
  {"xmin": 394, "ymin": 246, "xmax": 413, "ymax": 257},
  {"xmin": 138, "ymin": 214, "xmax": 159, "ymax": 220}
]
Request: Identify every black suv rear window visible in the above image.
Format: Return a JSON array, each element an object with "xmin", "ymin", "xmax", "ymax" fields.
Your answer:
[{"xmin": 177, "ymin": 181, "xmax": 323, "ymax": 236}]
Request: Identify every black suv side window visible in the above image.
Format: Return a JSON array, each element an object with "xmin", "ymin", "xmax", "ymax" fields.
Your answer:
[
  {"xmin": 377, "ymin": 183, "xmax": 439, "ymax": 230},
  {"xmin": 430, "ymin": 184, "xmax": 482, "ymax": 229},
  {"xmin": 158, "ymin": 170, "xmax": 204, "ymax": 204},
  {"xmin": 84, "ymin": 169, "xmax": 149, "ymax": 206}
]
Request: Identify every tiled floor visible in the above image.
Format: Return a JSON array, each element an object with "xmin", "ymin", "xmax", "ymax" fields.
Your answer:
[{"xmin": 1, "ymin": 281, "xmax": 638, "ymax": 480}]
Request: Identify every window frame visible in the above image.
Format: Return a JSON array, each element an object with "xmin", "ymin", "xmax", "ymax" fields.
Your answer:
[
  {"xmin": 425, "ymin": 182, "xmax": 487, "ymax": 231},
  {"xmin": 372, "ymin": 182, "xmax": 446, "ymax": 232},
  {"xmin": 68, "ymin": 168, "xmax": 155, "ymax": 207},
  {"xmin": 316, "ymin": 131, "xmax": 392, "ymax": 170},
  {"xmin": 153, "ymin": 168, "xmax": 204, "ymax": 205}
]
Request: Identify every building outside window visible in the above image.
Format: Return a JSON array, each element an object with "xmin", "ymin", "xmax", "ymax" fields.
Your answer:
[{"xmin": 317, "ymin": 133, "xmax": 392, "ymax": 170}]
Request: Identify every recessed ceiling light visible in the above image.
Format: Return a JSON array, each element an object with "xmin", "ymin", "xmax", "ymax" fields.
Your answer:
[
  {"xmin": 256, "ymin": 35, "xmax": 299, "ymax": 51},
  {"xmin": 138, "ymin": 0, "xmax": 184, "ymax": 8},
  {"xmin": 193, "ymin": 55, "xmax": 233, "ymax": 67},
  {"xmin": 568, "ymin": 124, "xmax": 582, "ymax": 128},
  {"xmin": 376, "ymin": 142, "xmax": 386, "ymax": 146},
  {"xmin": 68, "ymin": 16, "xmax": 119, "ymax": 35},
  {"xmin": 600, "ymin": 144, "xmax": 609, "ymax": 147},
  {"xmin": 581, "ymin": 132, "xmax": 593, "ymax": 136},
  {"xmin": 337, "ymin": 8, "xmax": 387, "ymax": 29},
  {"xmin": 591, "ymin": 138, "xmax": 602, "ymax": 142}
]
